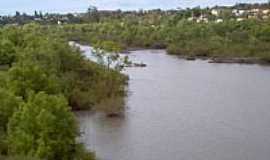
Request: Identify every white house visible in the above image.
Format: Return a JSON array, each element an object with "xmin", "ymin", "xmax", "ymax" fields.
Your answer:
[
  {"xmin": 211, "ymin": 9, "xmax": 220, "ymax": 16},
  {"xmin": 262, "ymin": 9, "xmax": 270, "ymax": 15},
  {"xmin": 196, "ymin": 15, "xmax": 209, "ymax": 23},
  {"xmin": 236, "ymin": 18, "xmax": 245, "ymax": 22},
  {"xmin": 216, "ymin": 19, "xmax": 224, "ymax": 23},
  {"xmin": 248, "ymin": 15, "xmax": 256, "ymax": 19},
  {"xmin": 34, "ymin": 18, "xmax": 42, "ymax": 21},
  {"xmin": 232, "ymin": 9, "xmax": 237, "ymax": 14},
  {"xmin": 251, "ymin": 8, "xmax": 260, "ymax": 13},
  {"xmin": 239, "ymin": 10, "xmax": 246, "ymax": 15},
  {"xmin": 233, "ymin": 9, "xmax": 246, "ymax": 16}
]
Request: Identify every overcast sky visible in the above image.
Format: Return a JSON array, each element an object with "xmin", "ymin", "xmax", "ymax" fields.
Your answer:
[{"xmin": 0, "ymin": 0, "xmax": 268, "ymax": 15}]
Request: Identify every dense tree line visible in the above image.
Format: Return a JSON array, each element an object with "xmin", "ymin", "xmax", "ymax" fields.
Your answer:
[
  {"xmin": 7, "ymin": 4, "xmax": 265, "ymax": 61},
  {"xmin": 1, "ymin": 2, "xmax": 270, "ymax": 25},
  {"xmin": 56, "ymin": 17, "xmax": 270, "ymax": 62},
  {"xmin": 0, "ymin": 24, "xmax": 127, "ymax": 159}
]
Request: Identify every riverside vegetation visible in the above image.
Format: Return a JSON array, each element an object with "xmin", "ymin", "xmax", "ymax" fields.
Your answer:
[
  {"xmin": 1, "ymin": 3, "xmax": 270, "ymax": 160},
  {"xmin": 1, "ymin": 3, "xmax": 270, "ymax": 62},
  {"xmin": 59, "ymin": 18, "xmax": 270, "ymax": 63},
  {"xmin": 29, "ymin": 3, "xmax": 268, "ymax": 63},
  {"xmin": 0, "ymin": 24, "xmax": 127, "ymax": 160}
]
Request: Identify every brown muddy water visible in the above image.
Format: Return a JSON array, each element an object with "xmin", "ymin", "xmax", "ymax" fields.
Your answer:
[{"xmin": 76, "ymin": 47, "xmax": 270, "ymax": 160}]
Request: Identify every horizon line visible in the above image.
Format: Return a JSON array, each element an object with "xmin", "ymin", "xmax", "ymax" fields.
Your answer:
[{"xmin": 0, "ymin": 2, "xmax": 269, "ymax": 16}]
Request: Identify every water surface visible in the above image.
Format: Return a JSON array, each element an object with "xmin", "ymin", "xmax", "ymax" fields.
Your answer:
[{"xmin": 77, "ymin": 49, "xmax": 270, "ymax": 160}]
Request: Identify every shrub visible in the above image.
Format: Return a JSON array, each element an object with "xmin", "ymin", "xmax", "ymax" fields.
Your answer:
[{"xmin": 7, "ymin": 92, "xmax": 77, "ymax": 160}]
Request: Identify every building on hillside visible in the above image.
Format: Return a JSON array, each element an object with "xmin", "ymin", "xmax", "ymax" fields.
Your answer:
[
  {"xmin": 236, "ymin": 18, "xmax": 245, "ymax": 22},
  {"xmin": 262, "ymin": 9, "xmax": 270, "ymax": 15},
  {"xmin": 233, "ymin": 9, "xmax": 246, "ymax": 16},
  {"xmin": 250, "ymin": 8, "xmax": 260, "ymax": 13},
  {"xmin": 34, "ymin": 18, "xmax": 42, "ymax": 21},
  {"xmin": 211, "ymin": 9, "xmax": 220, "ymax": 16},
  {"xmin": 249, "ymin": 8, "xmax": 260, "ymax": 17},
  {"xmin": 196, "ymin": 15, "xmax": 209, "ymax": 23},
  {"xmin": 248, "ymin": 15, "xmax": 256, "ymax": 19},
  {"xmin": 215, "ymin": 18, "xmax": 224, "ymax": 23}
]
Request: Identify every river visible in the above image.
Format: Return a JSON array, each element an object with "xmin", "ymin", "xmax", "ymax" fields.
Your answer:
[{"xmin": 76, "ymin": 47, "xmax": 270, "ymax": 160}]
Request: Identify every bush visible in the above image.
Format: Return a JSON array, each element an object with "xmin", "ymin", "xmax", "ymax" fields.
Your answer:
[
  {"xmin": 167, "ymin": 43, "xmax": 186, "ymax": 55},
  {"xmin": 7, "ymin": 61, "xmax": 61, "ymax": 99},
  {"xmin": 0, "ymin": 155, "xmax": 40, "ymax": 160},
  {"xmin": 0, "ymin": 89, "xmax": 21, "ymax": 132},
  {"xmin": 7, "ymin": 92, "xmax": 77, "ymax": 160}
]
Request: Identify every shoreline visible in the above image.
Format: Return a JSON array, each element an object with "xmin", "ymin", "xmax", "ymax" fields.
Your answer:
[
  {"xmin": 182, "ymin": 56, "xmax": 270, "ymax": 65},
  {"xmin": 123, "ymin": 47, "xmax": 270, "ymax": 66},
  {"xmin": 72, "ymin": 41, "xmax": 270, "ymax": 66}
]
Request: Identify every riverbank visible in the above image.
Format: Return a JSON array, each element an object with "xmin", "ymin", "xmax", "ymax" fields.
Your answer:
[
  {"xmin": 208, "ymin": 57, "xmax": 270, "ymax": 65},
  {"xmin": 59, "ymin": 19, "xmax": 270, "ymax": 65},
  {"xmin": 180, "ymin": 55, "xmax": 270, "ymax": 65},
  {"xmin": 121, "ymin": 47, "xmax": 270, "ymax": 65},
  {"xmin": 73, "ymin": 40, "xmax": 270, "ymax": 66}
]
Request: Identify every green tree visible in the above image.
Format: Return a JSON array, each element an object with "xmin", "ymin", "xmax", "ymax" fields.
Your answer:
[
  {"xmin": 7, "ymin": 92, "xmax": 77, "ymax": 160},
  {"xmin": 86, "ymin": 6, "xmax": 100, "ymax": 22},
  {"xmin": 7, "ymin": 61, "xmax": 60, "ymax": 99},
  {"xmin": 0, "ymin": 89, "xmax": 22, "ymax": 154},
  {"xmin": 0, "ymin": 39, "xmax": 16, "ymax": 67},
  {"xmin": 0, "ymin": 89, "xmax": 22, "ymax": 132},
  {"xmin": 0, "ymin": 155, "xmax": 41, "ymax": 160}
]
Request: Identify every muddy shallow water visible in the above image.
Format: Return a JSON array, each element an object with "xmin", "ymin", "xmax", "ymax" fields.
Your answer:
[{"xmin": 77, "ymin": 49, "xmax": 270, "ymax": 160}]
